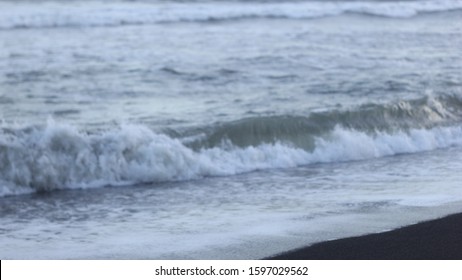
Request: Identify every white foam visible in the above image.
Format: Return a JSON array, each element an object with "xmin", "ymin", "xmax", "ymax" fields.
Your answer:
[
  {"xmin": 0, "ymin": 0, "xmax": 461, "ymax": 29},
  {"xmin": 399, "ymin": 195, "xmax": 462, "ymax": 206},
  {"xmin": 312, "ymin": 125, "xmax": 462, "ymax": 163},
  {"xmin": 1, "ymin": 120, "xmax": 462, "ymax": 196}
]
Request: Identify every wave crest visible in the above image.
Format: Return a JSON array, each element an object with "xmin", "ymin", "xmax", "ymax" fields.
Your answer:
[
  {"xmin": 1, "ymin": 0, "xmax": 462, "ymax": 29},
  {"xmin": 186, "ymin": 96, "xmax": 462, "ymax": 150},
  {"xmin": 1, "ymin": 111, "xmax": 462, "ymax": 196}
]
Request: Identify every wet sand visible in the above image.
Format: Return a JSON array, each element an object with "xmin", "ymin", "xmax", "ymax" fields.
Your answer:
[{"xmin": 267, "ymin": 213, "xmax": 462, "ymax": 260}]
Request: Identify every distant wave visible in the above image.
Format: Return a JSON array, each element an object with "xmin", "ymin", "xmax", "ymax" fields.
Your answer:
[
  {"xmin": 1, "ymin": 95, "xmax": 462, "ymax": 196},
  {"xmin": 1, "ymin": 0, "xmax": 461, "ymax": 29}
]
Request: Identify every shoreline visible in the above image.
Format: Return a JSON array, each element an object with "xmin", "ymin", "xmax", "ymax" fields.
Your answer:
[{"xmin": 266, "ymin": 213, "xmax": 462, "ymax": 260}]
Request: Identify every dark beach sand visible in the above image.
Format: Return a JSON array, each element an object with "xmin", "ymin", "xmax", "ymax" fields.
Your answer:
[{"xmin": 267, "ymin": 213, "xmax": 462, "ymax": 260}]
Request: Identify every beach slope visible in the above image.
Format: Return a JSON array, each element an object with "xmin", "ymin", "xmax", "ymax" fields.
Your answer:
[{"xmin": 267, "ymin": 213, "xmax": 462, "ymax": 260}]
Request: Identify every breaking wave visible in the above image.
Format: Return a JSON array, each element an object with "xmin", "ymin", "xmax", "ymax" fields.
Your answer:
[
  {"xmin": 1, "ymin": 0, "xmax": 462, "ymax": 29},
  {"xmin": 184, "ymin": 95, "xmax": 462, "ymax": 150},
  {"xmin": 1, "ymin": 96, "xmax": 462, "ymax": 196}
]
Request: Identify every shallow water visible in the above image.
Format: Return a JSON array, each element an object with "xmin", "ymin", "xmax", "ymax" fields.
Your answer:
[{"xmin": 2, "ymin": 145, "xmax": 462, "ymax": 259}]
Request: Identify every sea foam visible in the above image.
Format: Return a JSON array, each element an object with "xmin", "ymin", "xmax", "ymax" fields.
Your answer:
[{"xmin": 1, "ymin": 120, "xmax": 462, "ymax": 196}]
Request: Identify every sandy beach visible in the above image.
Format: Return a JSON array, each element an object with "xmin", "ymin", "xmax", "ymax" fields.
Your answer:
[{"xmin": 267, "ymin": 213, "xmax": 462, "ymax": 260}]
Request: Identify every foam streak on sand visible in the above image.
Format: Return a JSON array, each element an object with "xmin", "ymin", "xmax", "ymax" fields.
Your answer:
[{"xmin": 1, "ymin": 0, "xmax": 462, "ymax": 29}]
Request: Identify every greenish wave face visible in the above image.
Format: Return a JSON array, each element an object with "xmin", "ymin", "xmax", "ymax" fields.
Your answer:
[{"xmin": 181, "ymin": 95, "xmax": 462, "ymax": 150}]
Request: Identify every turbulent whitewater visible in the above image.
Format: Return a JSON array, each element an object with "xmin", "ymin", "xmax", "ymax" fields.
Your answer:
[{"xmin": 1, "ymin": 96, "xmax": 462, "ymax": 196}]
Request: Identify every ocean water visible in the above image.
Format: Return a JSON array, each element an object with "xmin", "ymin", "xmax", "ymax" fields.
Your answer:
[{"xmin": 1, "ymin": 0, "xmax": 462, "ymax": 259}]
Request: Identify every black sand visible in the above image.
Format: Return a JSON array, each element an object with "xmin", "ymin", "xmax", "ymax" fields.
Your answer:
[{"xmin": 267, "ymin": 213, "xmax": 462, "ymax": 260}]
